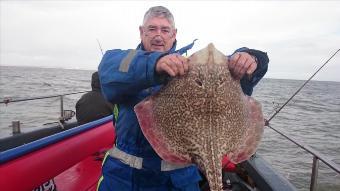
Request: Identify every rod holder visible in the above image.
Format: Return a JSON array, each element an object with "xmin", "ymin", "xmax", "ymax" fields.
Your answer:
[
  {"xmin": 60, "ymin": 95, "xmax": 64, "ymax": 121},
  {"xmin": 12, "ymin": 121, "xmax": 21, "ymax": 134},
  {"xmin": 310, "ymin": 156, "xmax": 319, "ymax": 191}
]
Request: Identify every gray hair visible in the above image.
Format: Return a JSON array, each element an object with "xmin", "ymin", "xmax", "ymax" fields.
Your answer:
[{"xmin": 143, "ymin": 6, "xmax": 175, "ymax": 28}]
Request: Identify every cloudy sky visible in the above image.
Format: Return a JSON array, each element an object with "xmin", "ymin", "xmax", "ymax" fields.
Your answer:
[{"xmin": 1, "ymin": 0, "xmax": 339, "ymax": 81}]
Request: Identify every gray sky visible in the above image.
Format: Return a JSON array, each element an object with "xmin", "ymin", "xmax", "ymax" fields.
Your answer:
[{"xmin": 1, "ymin": 0, "xmax": 340, "ymax": 81}]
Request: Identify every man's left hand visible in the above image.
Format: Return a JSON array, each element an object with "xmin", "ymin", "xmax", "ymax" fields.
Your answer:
[{"xmin": 228, "ymin": 52, "xmax": 257, "ymax": 80}]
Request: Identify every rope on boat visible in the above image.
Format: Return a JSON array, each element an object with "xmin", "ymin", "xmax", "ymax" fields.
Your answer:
[
  {"xmin": 265, "ymin": 49, "xmax": 340, "ymax": 125},
  {"xmin": 0, "ymin": 91, "xmax": 90, "ymax": 105}
]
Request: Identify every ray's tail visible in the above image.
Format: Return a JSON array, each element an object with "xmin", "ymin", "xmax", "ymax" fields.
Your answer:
[{"xmin": 193, "ymin": 153, "xmax": 224, "ymax": 191}]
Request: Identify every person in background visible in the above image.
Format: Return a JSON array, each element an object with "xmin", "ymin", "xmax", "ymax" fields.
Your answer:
[
  {"xmin": 97, "ymin": 6, "xmax": 268, "ymax": 191},
  {"xmin": 75, "ymin": 71, "xmax": 114, "ymax": 125}
]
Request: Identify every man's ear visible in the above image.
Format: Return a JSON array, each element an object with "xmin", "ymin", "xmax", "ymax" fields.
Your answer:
[
  {"xmin": 172, "ymin": 28, "xmax": 177, "ymax": 38},
  {"xmin": 139, "ymin": 26, "xmax": 143, "ymax": 38}
]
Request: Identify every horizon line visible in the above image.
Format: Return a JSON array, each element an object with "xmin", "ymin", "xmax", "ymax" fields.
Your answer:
[{"xmin": 1, "ymin": 64, "xmax": 339, "ymax": 83}]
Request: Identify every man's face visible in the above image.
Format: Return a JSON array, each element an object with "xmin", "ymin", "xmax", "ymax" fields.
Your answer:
[{"xmin": 139, "ymin": 17, "xmax": 177, "ymax": 52}]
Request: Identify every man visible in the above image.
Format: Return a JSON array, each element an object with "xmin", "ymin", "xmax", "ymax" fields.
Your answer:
[
  {"xmin": 98, "ymin": 6, "xmax": 268, "ymax": 191},
  {"xmin": 75, "ymin": 71, "xmax": 114, "ymax": 125}
]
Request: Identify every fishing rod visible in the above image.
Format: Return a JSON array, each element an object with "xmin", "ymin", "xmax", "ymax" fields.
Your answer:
[
  {"xmin": 265, "ymin": 49, "xmax": 340, "ymax": 125},
  {"xmin": 96, "ymin": 38, "xmax": 104, "ymax": 56}
]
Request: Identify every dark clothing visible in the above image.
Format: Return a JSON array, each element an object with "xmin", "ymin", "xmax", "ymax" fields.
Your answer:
[
  {"xmin": 75, "ymin": 90, "xmax": 114, "ymax": 125},
  {"xmin": 76, "ymin": 72, "xmax": 114, "ymax": 125},
  {"xmin": 232, "ymin": 47, "xmax": 269, "ymax": 95},
  {"xmin": 91, "ymin": 71, "xmax": 102, "ymax": 92}
]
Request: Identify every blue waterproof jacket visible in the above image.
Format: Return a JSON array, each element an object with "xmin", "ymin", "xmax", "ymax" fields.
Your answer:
[{"xmin": 98, "ymin": 40, "xmax": 268, "ymax": 188}]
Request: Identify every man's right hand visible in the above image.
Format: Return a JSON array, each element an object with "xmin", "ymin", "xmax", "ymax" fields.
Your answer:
[{"xmin": 155, "ymin": 54, "xmax": 189, "ymax": 77}]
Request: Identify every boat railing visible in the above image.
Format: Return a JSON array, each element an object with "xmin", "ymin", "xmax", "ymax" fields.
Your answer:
[
  {"xmin": 265, "ymin": 122, "xmax": 340, "ymax": 191},
  {"xmin": 0, "ymin": 91, "xmax": 90, "ymax": 130}
]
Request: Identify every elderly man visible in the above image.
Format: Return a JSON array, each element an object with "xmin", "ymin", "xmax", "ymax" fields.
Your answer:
[{"xmin": 98, "ymin": 6, "xmax": 268, "ymax": 191}]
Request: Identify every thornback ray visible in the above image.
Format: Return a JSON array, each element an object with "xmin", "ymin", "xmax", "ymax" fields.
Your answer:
[{"xmin": 135, "ymin": 43, "xmax": 265, "ymax": 191}]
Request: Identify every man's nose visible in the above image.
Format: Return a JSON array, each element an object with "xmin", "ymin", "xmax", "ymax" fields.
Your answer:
[{"xmin": 153, "ymin": 35, "xmax": 163, "ymax": 41}]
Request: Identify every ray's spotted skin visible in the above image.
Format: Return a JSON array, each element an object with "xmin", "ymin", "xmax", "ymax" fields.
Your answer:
[{"xmin": 135, "ymin": 44, "xmax": 265, "ymax": 191}]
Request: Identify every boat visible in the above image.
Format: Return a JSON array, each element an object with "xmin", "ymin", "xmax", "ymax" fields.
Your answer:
[
  {"xmin": 0, "ymin": 92, "xmax": 339, "ymax": 191},
  {"xmin": 0, "ymin": 114, "xmax": 296, "ymax": 191}
]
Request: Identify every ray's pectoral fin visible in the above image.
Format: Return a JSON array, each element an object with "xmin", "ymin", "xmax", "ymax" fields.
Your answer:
[
  {"xmin": 134, "ymin": 97, "xmax": 191, "ymax": 164},
  {"xmin": 227, "ymin": 95, "xmax": 265, "ymax": 163},
  {"xmin": 134, "ymin": 96, "xmax": 160, "ymax": 146}
]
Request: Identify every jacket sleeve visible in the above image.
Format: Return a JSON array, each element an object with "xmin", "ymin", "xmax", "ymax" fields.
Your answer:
[
  {"xmin": 233, "ymin": 47, "xmax": 269, "ymax": 96},
  {"xmin": 98, "ymin": 49, "xmax": 166, "ymax": 103}
]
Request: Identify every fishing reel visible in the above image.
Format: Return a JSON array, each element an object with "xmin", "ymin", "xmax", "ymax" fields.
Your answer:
[{"xmin": 59, "ymin": 109, "xmax": 76, "ymax": 123}]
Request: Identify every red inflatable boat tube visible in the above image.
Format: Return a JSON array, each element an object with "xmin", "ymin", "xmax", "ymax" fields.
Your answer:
[{"xmin": 0, "ymin": 122, "xmax": 115, "ymax": 191}]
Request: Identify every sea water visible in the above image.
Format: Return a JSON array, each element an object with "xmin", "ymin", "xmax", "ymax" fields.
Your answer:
[{"xmin": 0, "ymin": 66, "xmax": 339, "ymax": 191}]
